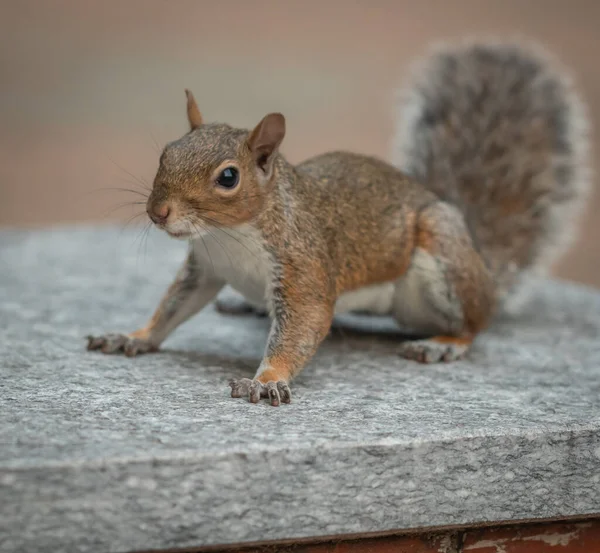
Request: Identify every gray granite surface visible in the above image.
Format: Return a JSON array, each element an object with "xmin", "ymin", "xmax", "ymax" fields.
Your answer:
[{"xmin": 1, "ymin": 226, "xmax": 600, "ymax": 553}]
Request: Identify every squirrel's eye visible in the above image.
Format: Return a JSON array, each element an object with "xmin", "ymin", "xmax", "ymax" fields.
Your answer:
[{"xmin": 216, "ymin": 167, "xmax": 239, "ymax": 189}]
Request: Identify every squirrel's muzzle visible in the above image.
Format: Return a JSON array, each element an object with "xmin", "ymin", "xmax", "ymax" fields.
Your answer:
[{"xmin": 147, "ymin": 202, "xmax": 171, "ymax": 225}]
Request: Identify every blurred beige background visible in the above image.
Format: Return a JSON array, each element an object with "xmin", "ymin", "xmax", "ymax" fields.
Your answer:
[{"xmin": 1, "ymin": 0, "xmax": 598, "ymax": 287}]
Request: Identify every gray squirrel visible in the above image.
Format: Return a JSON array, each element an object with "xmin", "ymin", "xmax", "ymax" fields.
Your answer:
[{"xmin": 87, "ymin": 40, "xmax": 590, "ymax": 406}]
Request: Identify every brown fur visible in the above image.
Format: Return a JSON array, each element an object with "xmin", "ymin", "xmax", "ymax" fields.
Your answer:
[
  {"xmin": 88, "ymin": 40, "xmax": 589, "ymax": 405},
  {"xmin": 415, "ymin": 203, "xmax": 495, "ymax": 336},
  {"xmin": 394, "ymin": 39, "xmax": 591, "ymax": 310},
  {"xmin": 432, "ymin": 336, "xmax": 473, "ymax": 347}
]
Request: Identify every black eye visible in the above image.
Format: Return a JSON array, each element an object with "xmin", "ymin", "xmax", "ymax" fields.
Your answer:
[{"xmin": 216, "ymin": 167, "xmax": 239, "ymax": 189}]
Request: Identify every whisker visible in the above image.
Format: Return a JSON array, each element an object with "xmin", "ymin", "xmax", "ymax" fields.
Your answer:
[
  {"xmin": 201, "ymin": 225, "xmax": 237, "ymax": 273},
  {"xmin": 149, "ymin": 131, "xmax": 162, "ymax": 155},
  {"xmin": 193, "ymin": 216, "xmax": 265, "ymax": 261},
  {"xmin": 120, "ymin": 212, "xmax": 148, "ymax": 237},
  {"xmin": 131, "ymin": 220, "xmax": 149, "ymax": 248},
  {"xmin": 135, "ymin": 221, "xmax": 152, "ymax": 268},
  {"xmin": 114, "ymin": 213, "xmax": 147, "ymax": 245},
  {"xmin": 114, "ymin": 174, "xmax": 152, "ymax": 194},
  {"xmin": 101, "ymin": 201, "xmax": 146, "ymax": 220},
  {"xmin": 142, "ymin": 221, "xmax": 153, "ymax": 263},
  {"xmin": 191, "ymin": 221, "xmax": 216, "ymax": 277},
  {"xmin": 104, "ymin": 152, "xmax": 152, "ymax": 191},
  {"xmin": 84, "ymin": 186, "xmax": 149, "ymax": 198},
  {"xmin": 70, "ymin": 185, "xmax": 149, "ymax": 210}
]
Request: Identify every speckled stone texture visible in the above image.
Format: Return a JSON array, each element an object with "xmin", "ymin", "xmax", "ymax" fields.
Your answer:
[{"xmin": 1, "ymin": 227, "xmax": 600, "ymax": 553}]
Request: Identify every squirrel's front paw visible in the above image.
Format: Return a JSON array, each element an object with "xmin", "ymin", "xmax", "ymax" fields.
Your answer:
[
  {"xmin": 86, "ymin": 333, "xmax": 157, "ymax": 357},
  {"xmin": 229, "ymin": 377, "xmax": 291, "ymax": 406}
]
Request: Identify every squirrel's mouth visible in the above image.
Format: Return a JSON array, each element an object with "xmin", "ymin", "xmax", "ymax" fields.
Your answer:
[
  {"xmin": 155, "ymin": 219, "xmax": 195, "ymax": 240},
  {"xmin": 166, "ymin": 230, "xmax": 192, "ymax": 240},
  {"xmin": 157, "ymin": 216, "xmax": 210, "ymax": 240}
]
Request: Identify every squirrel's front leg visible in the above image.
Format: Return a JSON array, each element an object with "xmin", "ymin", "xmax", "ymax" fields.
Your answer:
[
  {"xmin": 87, "ymin": 249, "xmax": 224, "ymax": 356},
  {"xmin": 230, "ymin": 265, "xmax": 335, "ymax": 406}
]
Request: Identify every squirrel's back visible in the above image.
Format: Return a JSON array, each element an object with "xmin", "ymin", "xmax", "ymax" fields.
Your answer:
[{"xmin": 393, "ymin": 40, "xmax": 591, "ymax": 310}]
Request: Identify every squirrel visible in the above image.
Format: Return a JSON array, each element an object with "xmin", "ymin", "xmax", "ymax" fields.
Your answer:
[{"xmin": 87, "ymin": 40, "xmax": 590, "ymax": 406}]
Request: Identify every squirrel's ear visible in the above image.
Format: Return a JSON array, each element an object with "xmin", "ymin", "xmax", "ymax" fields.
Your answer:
[
  {"xmin": 247, "ymin": 113, "xmax": 286, "ymax": 172},
  {"xmin": 185, "ymin": 89, "xmax": 203, "ymax": 130}
]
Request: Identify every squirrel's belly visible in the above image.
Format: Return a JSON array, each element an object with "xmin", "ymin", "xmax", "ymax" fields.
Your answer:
[
  {"xmin": 191, "ymin": 225, "xmax": 271, "ymax": 308},
  {"xmin": 191, "ymin": 227, "xmax": 396, "ymax": 315},
  {"xmin": 335, "ymin": 283, "xmax": 395, "ymax": 315}
]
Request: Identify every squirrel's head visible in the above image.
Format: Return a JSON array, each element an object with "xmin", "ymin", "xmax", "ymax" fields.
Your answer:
[{"xmin": 146, "ymin": 90, "xmax": 285, "ymax": 239}]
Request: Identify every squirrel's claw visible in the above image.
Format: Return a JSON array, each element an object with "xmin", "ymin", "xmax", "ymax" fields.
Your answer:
[
  {"xmin": 86, "ymin": 333, "xmax": 156, "ymax": 357},
  {"xmin": 397, "ymin": 337, "xmax": 470, "ymax": 364},
  {"xmin": 229, "ymin": 377, "xmax": 291, "ymax": 406}
]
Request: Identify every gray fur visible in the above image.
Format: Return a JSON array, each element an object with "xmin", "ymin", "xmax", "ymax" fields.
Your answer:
[{"xmin": 393, "ymin": 39, "xmax": 591, "ymax": 311}]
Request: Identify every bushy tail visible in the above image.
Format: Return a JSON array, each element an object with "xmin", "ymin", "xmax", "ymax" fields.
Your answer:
[{"xmin": 393, "ymin": 40, "xmax": 591, "ymax": 311}]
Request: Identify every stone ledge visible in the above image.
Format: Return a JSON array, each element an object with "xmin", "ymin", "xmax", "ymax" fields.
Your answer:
[{"xmin": 1, "ymin": 226, "xmax": 600, "ymax": 553}]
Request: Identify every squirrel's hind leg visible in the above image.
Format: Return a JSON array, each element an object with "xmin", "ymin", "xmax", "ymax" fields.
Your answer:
[
  {"xmin": 395, "ymin": 336, "xmax": 472, "ymax": 363},
  {"xmin": 392, "ymin": 202, "xmax": 495, "ymax": 363}
]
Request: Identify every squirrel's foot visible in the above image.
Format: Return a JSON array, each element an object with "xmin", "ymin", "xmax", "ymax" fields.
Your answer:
[
  {"xmin": 228, "ymin": 377, "xmax": 291, "ymax": 407},
  {"xmin": 215, "ymin": 296, "xmax": 268, "ymax": 317},
  {"xmin": 86, "ymin": 333, "xmax": 158, "ymax": 357},
  {"xmin": 397, "ymin": 336, "xmax": 471, "ymax": 363}
]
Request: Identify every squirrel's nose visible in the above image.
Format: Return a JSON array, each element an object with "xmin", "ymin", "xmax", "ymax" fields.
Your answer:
[{"xmin": 148, "ymin": 203, "xmax": 171, "ymax": 225}]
